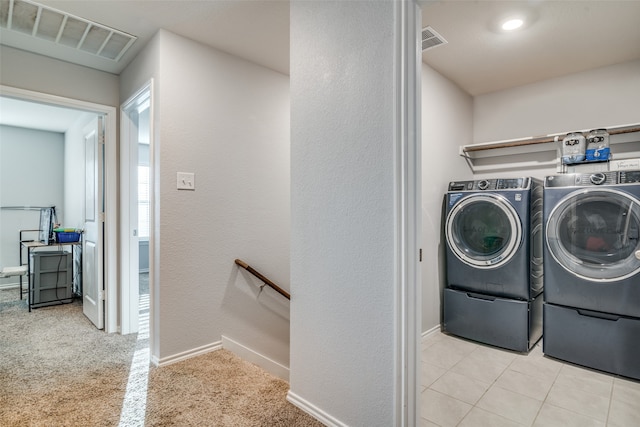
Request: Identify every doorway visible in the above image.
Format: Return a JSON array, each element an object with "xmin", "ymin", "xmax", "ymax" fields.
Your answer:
[
  {"xmin": 0, "ymin": 85, "xmax": 118, "ymax": 332},
  {"xmin": 120, "ymin": 82, "xmax": 153, "ymax": 336}
]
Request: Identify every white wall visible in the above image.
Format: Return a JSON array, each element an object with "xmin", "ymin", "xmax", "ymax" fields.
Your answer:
[
  {"xmin": 474, "ymin": 59, "xmax": 640, "ymax": 144},
  {"xmin": 0, "ymin": 125, "xmax": 64, "ymax": 285},
  {"xmin": 420, "ymin": 64, "xmax": 473, "ymax": 331},
  {"xmin": 0, "ymin": 45, "xmax": 119, "ymax": 107},
  {"xmin": 121, "ymin": 30, "xmax": 291, "ymax": 369},
  {"xmin": 289, "ymin": 2, "xmax": 402, "ymax": 425}
]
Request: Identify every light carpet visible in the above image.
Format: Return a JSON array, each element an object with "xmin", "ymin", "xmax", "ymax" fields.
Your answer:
[{"xmin": 0, "ymin": 289, "xmax": 323, "ymax": 426}]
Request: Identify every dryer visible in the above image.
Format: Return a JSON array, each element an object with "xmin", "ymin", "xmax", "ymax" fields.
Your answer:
[
  {"xmin": 443, "ymin": 177, "xmax": 543, "ymax": 352},
  {"xmin": 543, "ymin": 171, "xmax": 640, "ymax": 380}
]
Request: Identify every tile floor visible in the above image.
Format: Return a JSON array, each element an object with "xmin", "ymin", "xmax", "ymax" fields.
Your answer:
[{"xmin": 421, "ymin": 331, "xmax": 640, "ymax": 427}]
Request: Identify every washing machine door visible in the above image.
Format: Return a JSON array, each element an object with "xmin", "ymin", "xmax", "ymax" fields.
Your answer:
[
  {"xmin": 546, "ymin": 188, "xmax": 640, "ymax": 281},
  {"xmin": 446, "ymin": 193, "xmax": 522, "ymax": 268}
]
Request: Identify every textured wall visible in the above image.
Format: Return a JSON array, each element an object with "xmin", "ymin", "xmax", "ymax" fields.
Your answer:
[
  {"xmin": 121, "ymin": 30, "xmax": 291, "ymax": 366},
  {"xmin": 290, "ymin": 1, "xmax": 398, "ymax": 425},
  {"xmin": 420, "ymin": 64, "xmax": 473, "ymax": 332},
  {"xmin": 474, "ymin": 59, "xmax": 640, "ymax": 144}
]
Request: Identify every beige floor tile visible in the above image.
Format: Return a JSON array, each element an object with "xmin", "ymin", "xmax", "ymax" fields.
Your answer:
[
  {"xmin": 450, "ymin": 350, "xmax": 511, "ymax": 384},
  {"xmin": 545, "ymin": 382, "xmax": 609, "ymax": 422},
  {"xmin": 421, "ymin": 388, "xmax": 472, "ymax": 427},
  {"xmin": 469, "ymin": 344, "xmax": 519, "ymax": 366},
  {"xmin": 458, "ymin": 407, "xmax": 524, "ymax": 427},
  {"xmin": 422, "ymin": 338, "xmax": 476, "ymax": 371},
  {"xmin": 607, "ymin": 397, "xmax": 640, "ymax": 427},
  {"xmin": 420, "ymin": 418, "xmax": 441, "ymax": 427},
  {"xmin": 532, "ymin": 403, "xmax": 605, "ymax": 427},
  {"xmin": 476, "ymin": 385, "xmax": 543, "ymax": 426},
  {"xmin": 494, "ymin": 368, "xmax": 554, "ymax": 401},
  {"xmin": 430, "ymin": 370, "xmax": 491, "ymax": 405},
  {"xmin": 421, "ymin": 361, "xmax": 447, "ymax": 388},
  {"xmin": 612, "ymin": 377, "xmax": 640, "ymax": 406},
  {"xmin": 508, "ymin": 353, "xmax": 563, "ymax": 382},
  {"xmin": 554, "ymin": 364, "xmax": 613, "ymax": 399}
]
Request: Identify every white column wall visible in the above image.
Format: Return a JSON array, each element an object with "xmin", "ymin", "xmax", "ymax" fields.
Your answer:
[{"xmin": 290, "ymin": 2, "xmax": 401, "ymax": 425}]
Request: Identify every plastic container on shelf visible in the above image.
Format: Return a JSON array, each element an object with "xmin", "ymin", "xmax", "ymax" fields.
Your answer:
[
  {"xmin": 586, "ymin": 129, "xmax": 610, "ymax": 161},
  {"xmin": 561, "ymin": 132, "xmax": 586, "ymax": 164}
]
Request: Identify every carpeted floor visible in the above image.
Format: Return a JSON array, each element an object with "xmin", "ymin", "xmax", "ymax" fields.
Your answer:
[{"xmin": 0, "ymin": 287, "xmax": 323, "ymax": 426}]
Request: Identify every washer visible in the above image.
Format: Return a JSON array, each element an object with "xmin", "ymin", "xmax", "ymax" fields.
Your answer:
[
  {"xmin": 443, "ymin": 177, "xmax": 543, "ymax": 352},
  {"xmin": 543, "ymin": 171, "xmax": 640, "ymax": 380}
]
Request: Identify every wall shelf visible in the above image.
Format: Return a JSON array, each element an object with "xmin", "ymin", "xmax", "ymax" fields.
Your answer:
[{"xmin": 459, "ymin": 123, "xmax": 640, "ymax": 173}]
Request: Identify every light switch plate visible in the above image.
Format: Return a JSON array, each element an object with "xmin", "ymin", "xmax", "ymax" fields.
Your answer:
[{"xmin": 177, "ymin": 172, "xmax": 195, "ymax": 190}]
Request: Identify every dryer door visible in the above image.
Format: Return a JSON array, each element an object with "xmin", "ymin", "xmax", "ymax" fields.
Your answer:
[
  {"xmin": 546, "ymin": 189, "xmax": 640, "ymax": 281},
  {"xmin": 446, "ymin": 194, "xmax": 522, "ymax": 268}
]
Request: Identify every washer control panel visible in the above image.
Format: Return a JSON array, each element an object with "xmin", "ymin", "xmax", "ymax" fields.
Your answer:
[{"xmin": 448, "ymin": 177, "xmax": 528, "ymax": 191}]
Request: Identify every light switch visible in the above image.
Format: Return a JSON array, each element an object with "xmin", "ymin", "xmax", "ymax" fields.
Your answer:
[{"xmin": 177, "ymin": 172, "xmax": 195, "ymax": 190}]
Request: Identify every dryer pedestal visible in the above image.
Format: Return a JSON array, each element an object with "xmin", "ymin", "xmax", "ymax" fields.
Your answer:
[
  {"xmin": 543, "ymin": 303, "xmax": 640, "ymax": 380},
  {"xmin": 443, "ymin": 288, "xmax": 542, "ymax": 353}
]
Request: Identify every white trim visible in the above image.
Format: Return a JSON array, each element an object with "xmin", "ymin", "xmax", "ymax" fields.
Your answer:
[
  {"xmin": 120, "ymin": 80, "xmax": 154, "ymax": 341},
  {"xmin": 153, "ymin": 341, "xmax": 222, "ymax": 367},
  {"xmin": 393, "ymin": 1, "xmax": 421, "ymax": 426},
  {"xmin": 221, "ymin": 335, "xmax": 290, "ymax": 381},
  {"xmin": 0, "ymin": 84, "xmax": 118, "ymax": 333},
  {"xmin": 286, "ymin": 391, "xmax": 349, "ymax": 427},
  {"xmin": 421, "ymin": 324, "xmax": 441, "ymax": 341}
]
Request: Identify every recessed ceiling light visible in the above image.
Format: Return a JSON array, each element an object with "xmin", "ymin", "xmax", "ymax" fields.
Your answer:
[{"xmin": 501, "ymin": 18, "xmax": 524, "ymax": 31}]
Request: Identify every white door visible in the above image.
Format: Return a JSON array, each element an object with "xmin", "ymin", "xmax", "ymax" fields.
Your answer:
[{"xmin": 83, "ymin": 116, "xmax": 105, "ymax": 329}]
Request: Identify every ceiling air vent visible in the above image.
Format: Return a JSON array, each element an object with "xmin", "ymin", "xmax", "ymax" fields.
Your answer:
[
  {"xmin": 0, "ymin": 0, "xmax": 136, "ymax": 61},
  {"xmin": 422, "ymin": 26, "xmax": 447, "ymax": 52}
]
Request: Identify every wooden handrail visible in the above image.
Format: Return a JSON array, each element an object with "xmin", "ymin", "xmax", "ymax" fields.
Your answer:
[{"xmin": 234, "ymin": 259, "xmax": 290, "ymax": 300}]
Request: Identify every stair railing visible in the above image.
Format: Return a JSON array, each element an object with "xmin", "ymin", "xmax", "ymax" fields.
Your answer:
[{"xmin": 234, "ymin": 259, "xmax": 291, "ymax": 300}]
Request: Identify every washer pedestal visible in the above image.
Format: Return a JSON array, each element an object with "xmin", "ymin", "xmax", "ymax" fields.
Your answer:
[
  {"xmin": 543, "ymin": 303, "xmax": 640, "ymax": 380},
  {"xmin": 443, "ymin": 287, "xmax": 542, "ymax": 353}
]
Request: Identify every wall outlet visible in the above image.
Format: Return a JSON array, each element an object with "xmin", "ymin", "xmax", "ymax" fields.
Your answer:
[{"xmin": 177, "ymin": 172, "xmax": 195, "ymax": 190}]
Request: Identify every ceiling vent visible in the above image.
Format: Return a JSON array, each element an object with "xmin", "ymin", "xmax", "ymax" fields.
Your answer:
[
  {"xmin": 421, "ymin": 26, "xmax": 447, "ymax": 51},
  {"xmin": 0, "ymin": 0, "xmax": 136, "ymax": 61}
]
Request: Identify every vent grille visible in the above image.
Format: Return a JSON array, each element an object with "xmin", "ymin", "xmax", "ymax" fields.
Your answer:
[
  {"xmin": 0, "ymin": 0, "xmax": 136, "ymax": 61},
  {"xmin": 422, "ymin": 26, "xmax": 447, "ymax": 52}
]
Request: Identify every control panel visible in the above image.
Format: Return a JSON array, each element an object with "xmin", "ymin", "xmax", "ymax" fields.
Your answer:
[{"xmin": 448, "ymin": 178, "xmax": 528, "ymax": 191}]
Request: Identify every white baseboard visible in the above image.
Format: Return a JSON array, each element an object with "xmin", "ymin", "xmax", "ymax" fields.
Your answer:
[
  {"xmin": 421, "ymin": 324, "xmax": 441, "ymax": 342},
  {"xmin": 154, "ymin": 340, "xmax": 222, "ymax": 367},
  {"xmin": 287, "ymin": 391, "xmax": 348, "ymax": 427},
  {"xmin": 221, "ymin": 335, "xmax": 290, "ymax": 382}
]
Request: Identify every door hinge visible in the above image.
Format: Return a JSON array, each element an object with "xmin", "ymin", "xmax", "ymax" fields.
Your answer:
[
  {"xmin": 99, "ymin": 290, "xmax": 105, "ymax": 301},
  {"xmin": 419, "ymin": 248, "xmax": 423, "ymax": 262}
]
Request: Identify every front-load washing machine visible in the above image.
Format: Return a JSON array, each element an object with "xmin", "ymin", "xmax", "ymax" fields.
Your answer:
[
  {"xmin": 443, "ymin": 177, "xmax": 543, "ymax": 352},
  {"xmin": 543, "ymin": 171, "xmax": 640, "ymax": 380}
]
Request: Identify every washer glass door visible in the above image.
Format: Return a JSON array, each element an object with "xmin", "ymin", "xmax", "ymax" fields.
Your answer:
[
  {"xmin": 446, "ymin": 194, "xmax": 522, "ymax": 268},
  {"xmin": 546, "ymin": 189, "xmax": 640, "ymax": 281}
]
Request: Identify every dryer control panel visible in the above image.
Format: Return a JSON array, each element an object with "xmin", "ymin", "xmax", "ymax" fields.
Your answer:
[
  {"xmin": 448, "ymin": 177, "xmax": 529, "ymax": 191},
  {"xmin": 546, "ymin": 170, "xmax": 640, "ymax": 187}
]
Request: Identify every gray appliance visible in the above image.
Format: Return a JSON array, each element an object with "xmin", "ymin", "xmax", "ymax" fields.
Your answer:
[
  {"xmin": 543, "ymin": 171, "xmax": 640, "ymax": 380},
  {"xmin": 443, "ymin": 177, "xmax": 543, "ymax": 352}
]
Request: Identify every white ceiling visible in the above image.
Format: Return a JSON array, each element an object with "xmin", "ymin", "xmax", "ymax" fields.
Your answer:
[{"xmin": 2, "ymin": 0, "xmax": 640, "ymax": 131}]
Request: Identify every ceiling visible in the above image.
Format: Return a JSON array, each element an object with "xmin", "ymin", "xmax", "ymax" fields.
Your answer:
[{"xmin": 1, "ymin": 0, "xmax": 640, "ymax": 131}]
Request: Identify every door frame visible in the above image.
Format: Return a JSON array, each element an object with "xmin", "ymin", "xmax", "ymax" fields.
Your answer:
[
  {"xmin": 1, "ymin": 84, "xmax": 118, "ymax": 333},
  {"xmin": 120, "ymin": 80, "xmax": 154, "ymax": 335}
]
